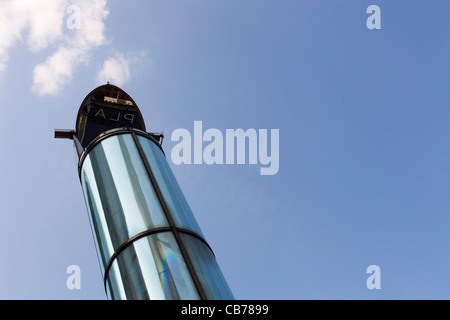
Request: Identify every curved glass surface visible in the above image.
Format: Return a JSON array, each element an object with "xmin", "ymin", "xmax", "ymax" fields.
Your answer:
[
  {"xmin": 81, "ymin": 133, "xmax": 168, "ymax": 270},
  {"xmin": 105, "ymin": 232, "xmax": 200, "ymax": 300},
  {"xmin": 181, "ymin": 234, "xmax": 234, "ymax": 300},
  {"xmin": 138, "ymin": 135, "xmax": 204, "ymax": 237},
  {"xmin": 80, "ymin": 130, "xmax": 232, "ymax": 300}
]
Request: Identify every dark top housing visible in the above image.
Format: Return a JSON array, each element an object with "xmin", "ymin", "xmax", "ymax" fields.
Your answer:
[{"xmin": 76, "ymin": 84, "xmax": 146, "ymax": 148}]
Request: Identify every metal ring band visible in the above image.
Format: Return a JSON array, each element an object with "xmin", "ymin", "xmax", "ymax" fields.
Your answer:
[{"xmin": 103, "ymin": 227, "xmax": 215, "ymax": 294}]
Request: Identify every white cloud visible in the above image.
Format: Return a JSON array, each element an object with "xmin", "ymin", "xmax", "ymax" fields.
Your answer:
[
  {"xmin": 0, "ymin": 0, "xmax": 110, "ymax": 95},
  {"xmin": 25, "ymin": 0, "xmax": 66, "ymax": 51},
  {"xmin": 32, "ymin": 47, "xmax": 81, "ymax": 96},
  {"xmin": 32, "ymin": 0, "xmax": 109, "ymax": 95},
  {"xmin": 0, "ymin": 0, "xmax": 66, "ymax": 70},
  {"xmin": 96, "ymin": 53, "xmax": 131, "ymax": 87},
  {"xmin": 96, "ymin": 51, "xmax": 150, "ymax": 87}
]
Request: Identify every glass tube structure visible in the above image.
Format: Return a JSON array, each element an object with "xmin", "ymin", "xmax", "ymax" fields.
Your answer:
[{"xmin": 55, "ymin": 84, "xmax": 233, "ymax": 300}]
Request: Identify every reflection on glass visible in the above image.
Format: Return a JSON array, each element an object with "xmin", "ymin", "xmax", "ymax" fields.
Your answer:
[
  {"xmin": 138, "ymin": 136, "xmax": 204, "ymax": 237},
  {"xmin": 80, "ymin": 131, "xmax": 232, "ymax": 300},
  {"xmin": 105, "ymin": 232, "xmax": 200, "ymax": 300},
  {"xmin": 81, "ymin": 134, "xmax": 168, "ymax": 270},
  {"xmin": 181, "ymin": 234, "xmax": 234, "ymax": 300}
]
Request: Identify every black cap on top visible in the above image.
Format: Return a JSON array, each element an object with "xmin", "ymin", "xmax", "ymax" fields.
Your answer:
[{"xmin": 75, "ymin": 83, "xmax": 146, "ymax": 148}]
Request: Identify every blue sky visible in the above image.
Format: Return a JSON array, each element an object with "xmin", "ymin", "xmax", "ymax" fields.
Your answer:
[{"xmin": 0, "ymin": 0, "xmax": 449, "ymax": 299}]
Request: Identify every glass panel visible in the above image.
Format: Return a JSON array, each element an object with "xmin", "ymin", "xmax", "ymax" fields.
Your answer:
[
  {"xmin": 181, "ymin": 234, "xmax": 234, "ymax": 300},
  {"xmin": 138, "ymin": 136, "xmax": 204, "ymax": 237},
  {"xmin": 81, "ymin": 157, "xmax": 114, "ymax": 272},
  {"xmin": 81, "ymin": 134, "xmax": 169, "ymax": 270},
  {"xmin": 105, "ymin": 232, "xmax": 200, "ymax": 300},
  {"xmin": 106, "ymin": 260, "xmax": 126, "ymax": 300}
]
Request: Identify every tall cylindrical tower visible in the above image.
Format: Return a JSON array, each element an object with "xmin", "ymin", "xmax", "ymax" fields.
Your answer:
[{"xmin": 56, "ymin": 84, "xmax": 233, "ymax": 300}]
